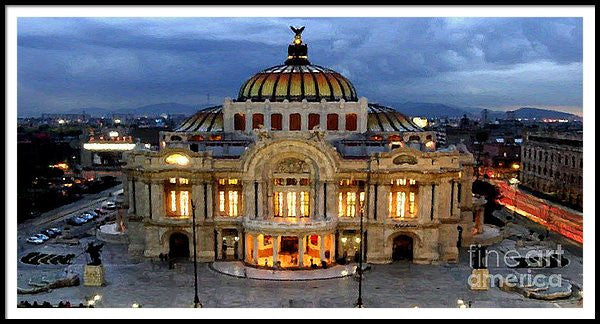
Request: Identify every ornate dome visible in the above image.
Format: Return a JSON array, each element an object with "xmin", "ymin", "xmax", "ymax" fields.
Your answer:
[{"xmin": 237, "ymin": 27, "xmax": 358, "ymax": 103}]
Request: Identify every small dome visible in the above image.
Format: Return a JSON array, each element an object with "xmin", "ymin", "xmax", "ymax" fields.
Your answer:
[{"xmin": 237, "ymin": 26, "xmax": 358, "ymax": 103}]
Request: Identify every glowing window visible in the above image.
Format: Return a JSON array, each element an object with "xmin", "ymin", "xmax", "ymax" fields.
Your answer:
[
  {"xmin": 165, "ymin": 153, "xmax": 190, "ymax": 166},
  {"xmin": 228, "ymin": 179, "xmax": 239, "ymax": 185},
  {"xmin": 219, "ymin": 191, "xmax": 226, "ymax": 212},
  {"xmin": 346, "ymin": 192, "xmax": 357, "ymax": 217},
  {"xmin": 180, "ymin": 191, "xmax": 189, "ymax": 216},
  {"xmin": 274, "ymin": 192, "xmax": 284, "ymax": 217},
  {"xmin": 338, "ymin": 193, "xmax": 344, "ymax": 217},
  {"xmin": 409, "ymin": 192, "xmax": 415, "ymax": 215},
  {"xmin": 179, "ymin": 178, "xmax": 189, "ymax": 185},
  {"xmin": 287, "ymin": 192, "xmax": 297, "ymax": 217},
  {"xmin": 170, "ymin": 178, "xmax": 177, "ymax": 184},
  {"xmin": 300, "ymin": 192, "xmax": 309, "ymax": 217},
  {"xmin": 229, "ymin": 191, "xmax": 239, "ymax": 216},
  {"xmin": 170, "ymin": 191, "xmax": 177, "ymax": 212}
]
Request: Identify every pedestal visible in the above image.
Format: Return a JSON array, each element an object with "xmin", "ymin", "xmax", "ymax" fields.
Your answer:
[
  {"xmin": 84, "ymin": 265, "xmax": 105, "ymax": 287},
  {"xmin": 469, "ymin": 268, "xmax": 490, "ymax": 291}
]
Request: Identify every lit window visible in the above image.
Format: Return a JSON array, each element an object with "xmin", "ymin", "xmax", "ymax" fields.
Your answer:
[
  {"xmin": 300, "ymin": 192, "xmax": 309, "ymax": 217},
  {"xmin": 287, "ymin": 192, "xmax": 296, "ymax": 217},
  {"xmin": 338, "ymin": 193, "xmax": 344, "ymax": 217},
  {"xmin": 347, "ymin": 192, "xmax": 356, "ymax": 217},
  {"xmin": 218, "ymin": 179, "xmax": 226, "ymax": 185},
  {"xmin": 170, "ymin": 178, "xmax": 177, "ymax": 184},
  {"xmin": 359, "ymin": 192, "xmax": 365, "ymax": 206},
  {"xmin": 388, "ymin": 192, "xmax": 393, "ymax": 215},
  {"xmin": 219, "ymin": 191, "xmax": 225, "ymax": 212},
  {"xmin": 229, "ymin": 191, "xmax": 239, "ymax": 216},
  {"xmin": 274, "ymin": 192, "xmax": 284, "ymax": 217},
  {"xmin": 170, "ymin": 191, "xmax": 177, "ymax": 212},
  {"xmin": 396, "ymin": 192, "xmax": 406, "ymax": 218},
  {"xmin": 409, "ymin": 192, "xmax": 415, "ymax": 215},
  {"xmin": 179, "ymin": 178, "xmax": 189, "ymax": 185},
  {"xmin": 180, "ymin": 191, "xmax": 189, "ymax": 216},
  {"xmin": 409, "ymin": 179, "xmax": 416, "ymax": 185},
  {"xmin": 228, "ymin": 179, "xmax": 238, "ymax": 185}
]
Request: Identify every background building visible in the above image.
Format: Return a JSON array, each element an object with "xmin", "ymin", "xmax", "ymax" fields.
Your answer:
[{"xmin": 520, "ymin": 131, "xmax": 583, "ymax": 209}]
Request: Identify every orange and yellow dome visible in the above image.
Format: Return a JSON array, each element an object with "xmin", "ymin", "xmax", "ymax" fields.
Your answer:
[
  {"xmin": 237, "ymin": 26, "xmax": 357, "ymax": 102},
  {"xmin": 237, "ymin": 65, "xmax": 357, "ymax": 102}
]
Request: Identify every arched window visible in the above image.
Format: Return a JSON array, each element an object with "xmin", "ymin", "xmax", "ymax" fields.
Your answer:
[
  {"xmin": 170, "ymin": 135, "xmax": 182, "ymax": 141},
  {"xmin": 345, "ymin": 113, "xmax": 357, "ymax": 131},
  {"xmin": 271, "ymin": 113, "xmax": 282, "ymax": 131},
  {"xmin": 289, "ymin": 113, "xmax": 301, "ymax": 131},
  {"xmin": 252, "ymin": 113, "xmax": 264, "ymax": 130},
  {"xmin": 308, "ymin": 113, "xmax": 320, "ymax": 130},
  {"xmin": 572, "ymin": 156, "xmax": 576, "ymax": 168},
  {"xmin": 326, "ymin": 114, "xmax": 339, "ymax": 130},
  {"xmin": 234, "ymin": 113, "xmax": 245, "ymax": 131}
]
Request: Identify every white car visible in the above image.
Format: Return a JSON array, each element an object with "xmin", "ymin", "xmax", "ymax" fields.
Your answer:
[
  {"xmin": 33, "ymin": 233, "xmax": 49, "ymax": 241},
  {"xmin": 26, "ymin": 237, "xmax": 45, "ymax": 244},
  {"xmin": 103, "ymin": 201, "xmax": 117, "ymax": 210}
]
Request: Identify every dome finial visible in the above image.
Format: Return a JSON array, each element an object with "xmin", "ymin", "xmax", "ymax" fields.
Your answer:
[
  {"xmin": 290, "ymin": 26, "xmax": 305, "ymax": 45},
  {"xmin": 285, "ymin": 26, "xmax": 309, "ymax": 65}
]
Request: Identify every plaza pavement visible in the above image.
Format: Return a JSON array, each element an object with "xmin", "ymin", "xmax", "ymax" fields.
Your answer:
[{"xmin": 17, "ymin": 228, "xmax": 583, "ymax": 308}]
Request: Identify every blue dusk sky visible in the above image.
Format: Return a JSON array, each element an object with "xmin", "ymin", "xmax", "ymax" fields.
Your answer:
[{"xmin": 17, "ymin": 17, "xmax": 583, "ymax": 116}]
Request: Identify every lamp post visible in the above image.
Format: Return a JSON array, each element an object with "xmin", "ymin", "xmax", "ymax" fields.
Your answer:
[
  {"xmin": 356, "ymin": 156, "xmax": 374, "ymax": 308},
  {"xmin": 356, "ymin": 199, "xmax": 364, "ymax": 308},
  {"xmin": 190, "ymin": 199, "xmax": 201, "ymax": 308}
]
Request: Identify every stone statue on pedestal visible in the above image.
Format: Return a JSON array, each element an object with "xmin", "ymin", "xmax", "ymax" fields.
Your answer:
[{"xmin": 85, "ymin": 242, "xmax": 105, "ymax": 266}]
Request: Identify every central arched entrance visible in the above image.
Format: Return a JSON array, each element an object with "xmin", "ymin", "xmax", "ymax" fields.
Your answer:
[
  {"xmin": 392, "ymin": 235, "xmax": 413, "ymax": 261},
  {"xmin": 169, "ymin": 232, "xmax": 190, "ymax": 259}
]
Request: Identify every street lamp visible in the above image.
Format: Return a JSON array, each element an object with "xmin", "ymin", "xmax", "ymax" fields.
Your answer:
[
  {"xmin": 190, "ymin": 200, "xmax": 202, "ymax": 308},
  {"xmin": 355, "ymin": 156, "xmax": 374, "ymax": 308}
]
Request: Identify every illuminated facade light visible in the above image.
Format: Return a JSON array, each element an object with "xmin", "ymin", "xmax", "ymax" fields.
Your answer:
[
  {"xmin": 425, "ymin": 141, "xmax": 436, "ymax": 150},
  {"xmin": 83, "ymin": 143, "xmax": 136, "ymax": 151},
  {"xmin": 341, "ymin": 237, "xmax": 348, "ymax": 244},
  {"xmin": 108, "ymin": 131, "xmax": 119, "ymax": 138},
  {"xmin": 165, "ymin": 153, "xmax": 190, "ymax": 166},
  {"xmin": 412, "ymin": 117, "xmax": 428, "ymax": 128}
]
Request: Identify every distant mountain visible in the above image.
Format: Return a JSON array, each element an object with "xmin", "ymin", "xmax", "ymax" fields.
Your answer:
[
  {"xmin": 511, "ymin": 107, "xmax": 581, "ymax": 121},
  {"xmin": 381, "ymin": 101, "xmax": 581, "ymax": 121}
]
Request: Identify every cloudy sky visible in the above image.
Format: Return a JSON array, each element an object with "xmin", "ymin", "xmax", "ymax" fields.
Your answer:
[{"xmin": 17, "ymin": 17, "xmax": 583, "ymax": 116}]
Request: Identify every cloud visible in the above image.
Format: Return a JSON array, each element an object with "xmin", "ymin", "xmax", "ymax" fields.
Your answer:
[{"xmin": 17, "ymin": 17, "xmax": 582, "ymax": 115}]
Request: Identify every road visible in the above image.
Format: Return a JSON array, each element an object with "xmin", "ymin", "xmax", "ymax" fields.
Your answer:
[{"xmin": 17, "ymin": 184, "xmax": 122, "ymax": 256}]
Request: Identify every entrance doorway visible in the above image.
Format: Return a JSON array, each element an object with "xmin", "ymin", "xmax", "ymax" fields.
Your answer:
[
  {"xmin": 279, "ymin": 236, "xmax": 299, "ymax": 267},
  {"xmin": 392, "ymin": 235, "xmax": 413, "ymax": 261},
  {"xmin": 169, "ymin": 232, "xmax": 190, "ymax": 259}
]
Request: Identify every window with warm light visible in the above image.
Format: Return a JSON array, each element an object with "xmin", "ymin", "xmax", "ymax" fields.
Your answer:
[
  {"xmin": 272, "ymin": 177, "xmax": 311, "ymax": 218},
  {"xmin": 216, "ymin": 178, "xmax": 242, "ymax": 217},
  {"xmin": 165, "ymin": 178, "xmax": 191, "ymax": 218},
  {"xmin": 389, "ymin": 178, "xmax": 418, "ymax": 219},
  {"xmin": 338, "ymin": 179, "xmax": 365, "ymax": 217}
]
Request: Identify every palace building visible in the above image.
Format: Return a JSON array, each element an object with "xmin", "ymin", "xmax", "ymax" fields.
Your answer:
[{"xmin": 122, "ymin": 27, "xmax": 480, "ymax": 268}]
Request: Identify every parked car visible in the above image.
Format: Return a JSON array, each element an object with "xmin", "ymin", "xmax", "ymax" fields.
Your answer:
[
  {"xmin": 80, "ymin": 213, "xmax": 94, "ymax": 222},
  {"xmin": 32, "ymin": 233, "xmax": 49, "ymax": 241},
  {"xmin": 26, "ymin": 237, "xmax": 45, "ymax": 244},
  {"xmin": 94, "ymin": 207, "xmax": 107, "ymax": 215},
  {"xmin": 67, "ymin": 216, "xmax": 87, "ymax": 226},
  {"xmin": 86, "ymin": 210, "xmax": 98, "ymax": 218},
  {"xmin": 49, "ymin": 227, "xmax": 62, "ymax": 235},
  {"xmin": 103, "ymin": 201, "xmax": 117, "ymax": 210},
  {"xmin": 41, "ymin": 229, "xmax": 58, "ymax": 238}
]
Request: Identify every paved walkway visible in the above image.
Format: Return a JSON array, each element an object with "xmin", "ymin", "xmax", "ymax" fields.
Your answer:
[{"xmin": 211, "ymin": 261, "xmax": 356, "ymax": 280}]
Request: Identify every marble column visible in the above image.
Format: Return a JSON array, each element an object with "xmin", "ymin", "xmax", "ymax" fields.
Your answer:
[
  {"xmin": 418, "ymin": 183, "xmax": 432, "ymax": 224},
  {"xmin": 272, "ymin": 235, "xmax": 279, "ymax": 267},
  {"xmin": 319, "ymin": 234, "xmax": 326, "ymax": 262},
  {"xmin": 150, "ymin": 182, "xmax": 164, "ymax": 220},
  {"xmin": 192, "ymin": 181, "xmax": 204, "ymax": 220},
  {"xmin": 252, "ymin": 234, "xmax": 259, "ymax": 264},
  {"xmin": 206, "ymin": 182, "xmax": 214, "ymax": 219},
  {"xmin": 298, "ymin": 235, "xmax": 305, "ymax": 267},
  {"xmin": 216, "ymin": 230, "xmax": 223, "ymax": 260},
  {"xmin": 377, "ymin": 184, "xmax": 391, "ymax": 223}
]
